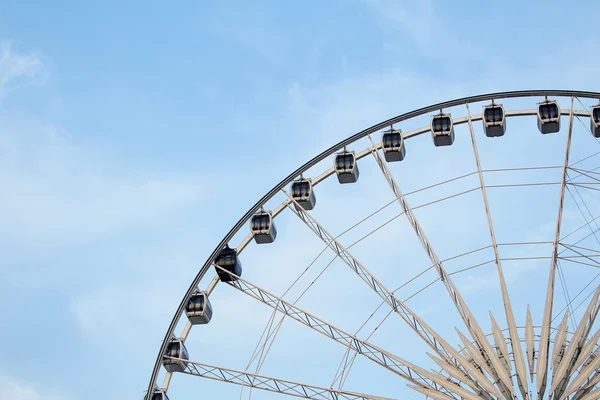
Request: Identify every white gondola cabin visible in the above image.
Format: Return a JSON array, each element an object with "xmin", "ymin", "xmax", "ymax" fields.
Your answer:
[
  {"xmin": 334, "ymin": 150, "xmax": 359, "ymax": 184},
  {"xmin": 147, "ymin": 389, "xmax": 169, "ymax": 400},
  {"xmin": 591, "ymin": 104, "xmax": 600, "ymax": 138},
  {"xmin": 431, "ymin": 112, "xmax": 454, "ymax": 146},
  {"xmin": 162, "ymin": 338, "xmax": 189, "ymax": 373},
  {"xmin": 537, "ymin": 99, "xmax": 561, "ymax": 134},
  {"xmin": 291, "ymin": 178, "xmax": 316, "ymax": 210},
  {"xmin": 185, "ymin": 291, "xmax": 213, "ymax": 325},
  {"xmin": 214, "ymin": 245, "xmax": 242, "ymax": 282},
  {"xmin": 250, "ymin": 210, "xmax": 277, "ymax": 244},
  {"xmin": 381, "ymin": 129, "xmax": 405, "ymax": 162},
  {"xmin": 482, "ymin": 103, "xmax": 506, "ymax": 137}
]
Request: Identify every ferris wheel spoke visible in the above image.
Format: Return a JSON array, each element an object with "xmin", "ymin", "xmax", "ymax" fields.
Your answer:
[
  {"xmin": 214, "ymin": 265, "xmax": 487, "ymax": 399},
  {"xmin": 165, "ymin": 356, "xmax": 393, "ymax": 400},
  {"xmin": 466, "ymin": 103, "xmax": 530, "ymax": 398},
  {"xmin": 281, "ymin": 189, "xmax": 509, "ymax": 399},
  {"xmin": 365, "ymin": 135, "xmax": 516, "ymax": 398},
  {"xmin": 537, "ymin": 97, "xmax": 576, "ymax": 399}
]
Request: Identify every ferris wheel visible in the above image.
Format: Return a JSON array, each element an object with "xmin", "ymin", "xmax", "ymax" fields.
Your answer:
[{"xmin": 144, "ymin": 90, "xmax": 600, "ymax": 400}]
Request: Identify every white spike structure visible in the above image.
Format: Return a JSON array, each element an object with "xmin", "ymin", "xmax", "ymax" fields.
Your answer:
[
  {"xmin": 551, "ymin": 312, "xmax": 570, "ymax": 369},
  {"xmin": 571, "ymin": 330, "xmax": 600, "ymax": 373},
  {"xmin": 526, "ymin": 306, "xmax": 535, "ymax": 383},
  {"xmin": 490, "ymin": 313, "xmax": 512, "ymax": 376},
  {"xmin": 551, "ymin": 286, "xmax": 600, "ymax": 398}
]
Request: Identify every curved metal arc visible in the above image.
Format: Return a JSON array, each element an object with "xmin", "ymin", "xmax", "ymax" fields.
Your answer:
[{"xmin": 145, "ymin": 89, "xmax": 600, "ymax": 398}]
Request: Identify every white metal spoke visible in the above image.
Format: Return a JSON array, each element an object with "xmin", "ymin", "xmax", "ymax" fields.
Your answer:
[
  {"xmin": 282, "ymin": 190, "xmax": 505, "ymax": 398},
  {"xmin": 365, "ymin": 135, "xmax": 516, "ymax": 398},
  {"xmin": 167, "ymin": 356, "xmax": 393, "ymax": 400},
  {"xmin": 214, "ymin": 265, "xmax": 465, "ymax": 397},
  {"xmin": 526, "ymin": 306, "xmax": 535, "ymax": 382},
  {"xmin": 537, "ymin": 97, "xmax": 575, "ymax": 399},
  {"xmin": 466, "ymin": 103, "xmax": 530, "ymax": 398}
]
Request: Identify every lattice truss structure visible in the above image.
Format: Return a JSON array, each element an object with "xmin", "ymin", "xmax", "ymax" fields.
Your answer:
[{"xmin": 145, "ymin": 91, "xmax": 600, "ymax": 400}]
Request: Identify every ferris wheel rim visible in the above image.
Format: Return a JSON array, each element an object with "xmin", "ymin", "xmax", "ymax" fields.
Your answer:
[{"xmin": 145, "ymin": 89, "xmax": 600, "ymax": 399}]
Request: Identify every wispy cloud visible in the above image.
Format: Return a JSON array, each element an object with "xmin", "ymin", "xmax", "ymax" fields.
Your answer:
[
  {"xmin": 0, "ymin": 374, "xmax": 68, "ymax": 400},
  {"xmin": 0, "ymin": 41, "xmax": 43, "ymax": 99}
]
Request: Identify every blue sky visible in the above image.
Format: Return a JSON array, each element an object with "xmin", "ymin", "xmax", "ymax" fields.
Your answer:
[{"xmin": 1, "ymin": 1, "xmax": 600, "ymax": 399}]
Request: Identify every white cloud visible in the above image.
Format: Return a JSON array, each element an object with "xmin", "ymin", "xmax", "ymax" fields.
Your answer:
[
  {"xmin": 0, "ymin": 87, "xmax": 203, "ymax": 245},
  {"xmin": 0, "ymin": 41, "xmax": 43, "ymax": 99},
  {"xmin": 0, "ymin": 375, "xmax": 67, "ymax": 400}
]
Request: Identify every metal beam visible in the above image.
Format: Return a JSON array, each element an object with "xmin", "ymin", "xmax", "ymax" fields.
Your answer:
[
  {"xmin": 283, "ymin": 192, "xmax": 502, "ymax": 398},
  {"xmin": 537, "ymin": 97, "xmax": 576, "ymax": 399},
  {"xmin": 216, "ymin": 266, "xmax": 464, "ymax": 397},
  {"xmin": 365, "ymin": 135, "xmax": 516, "ymax": 398},
  {"xmin": 466, "ymin": 103, "xmax": 530, "ymax": 399},
  {"xmin": 166, "ymin": 356, "xmax": 393, "ymax": 400}
]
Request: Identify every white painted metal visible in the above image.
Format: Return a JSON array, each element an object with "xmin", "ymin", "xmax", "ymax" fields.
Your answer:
[
  {"xmin": 366, "ymin": 134, "xmax": 516, "ymax": 398},
  {"xmin": 167, "ymin": 356, "xmax": 393, "ymax": 400},
  {"xmin": 571, "ymin": 330, "xmax": 600, "ymax": 373},
  {"xmin": 467, "ymin": 103, "xmax": 530, "ymax": 399},
  {"xmin": 537, "ymin": 97, "xmax": 575, "ymax": 399},
  {"xmin": 282, "ymin": 191, "xmax": 497, "ymax": 398},
  {"xmin": 214, "ymin": 265, "xmax": 459, "ymax": 397},
  {"xmin": 526, "ymin": 306, "xmax": 535, "ymax": 383},
  {"xmin": 551, "ymin": 312, "xmax": 570, "ymax": 369},
  {"xmin": 490, "ymin": 314, "xmax": 512, "ymax": 376},
  {"xmin": 551, "ymin": 286, "xmax": 600, "ymax": 396}
]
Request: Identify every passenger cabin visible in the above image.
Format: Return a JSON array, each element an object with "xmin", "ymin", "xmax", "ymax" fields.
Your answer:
[
  {"xmin": 537, "ymin": 100, "xmax": 561, "ymax": 134},
  {"xmin": 162, "ymin": 338, "xmax": 189, "ymax": 373},
  {"xmin": 185, "ymin": 291, "xmax": 213, "ymax": 325},
  {"xmin": 334, "ymin": 150, "xmax": 359, "ymax": 184},
  {"xmin": 250, "ymin": 211, "xmax": 277, "ymax": 244},
  {"xmin": 482, "ymin": 103, "xmax": 506, "ymax": 137},
  {"xmin": 591, "ymin": 104, "xmax": 600, "ymax": 138},
  {"xmin": 291, "ymin": 178, "xmax": 316, "ymax": 210},
  {"xmin": 431, "ymin": 113, "xmax": 454, "ymax": 146},
  {"xmin": 381, "ymin": 129, "xmax": 405, "ymax": 162},
  {"xmin": 147, "ymin": 389, "xmax": 169, "ymax": 400},
  {"xmin": 214, "ymin": 246, "xmax": 242, "ymax": 282}
]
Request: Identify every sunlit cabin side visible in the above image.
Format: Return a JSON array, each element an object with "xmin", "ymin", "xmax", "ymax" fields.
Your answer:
[
  {"xmin": 291, "ymin": 178, "xmax": 316, "ymax": 210},
  {"xmin": 162, "ymin": 338, "xmax": 189, "ymax": 373},
  {"xmin": 482, "ymin": 103, "xmax": 506, "ymax": 137},
  {"xmin": 185, "ymin": 291, "xmax": 213, "ymax": 324},
  {"xmin": 334, "ymin": 150, "xmax": 359, "ymax": 184},
  {"xmin": 381, "ymin": 129, "xmax": 405, "ymax": 162},
  {"xmin": 537, "ymin": 100, "xmax": 561, "ymax": 134},
  {"xmin": 431, "ymin": 113, "xmax": 454, "ymax": 146},
  {"xmin": 250, "ymin": 211, "xmax": 277, "ymax": 244},
  {"xmin": 591, "ymin": 104, "xmax": 600, "ymax": 138},
  {"xmin": 214, "ymin": 246, "xmax": 242, "ymax": 282}
]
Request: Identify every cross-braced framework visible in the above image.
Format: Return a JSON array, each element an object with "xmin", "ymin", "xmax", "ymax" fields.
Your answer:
[{"xmin": 144, "ymin": 91, "xmax": 600, "ymax": 400}]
